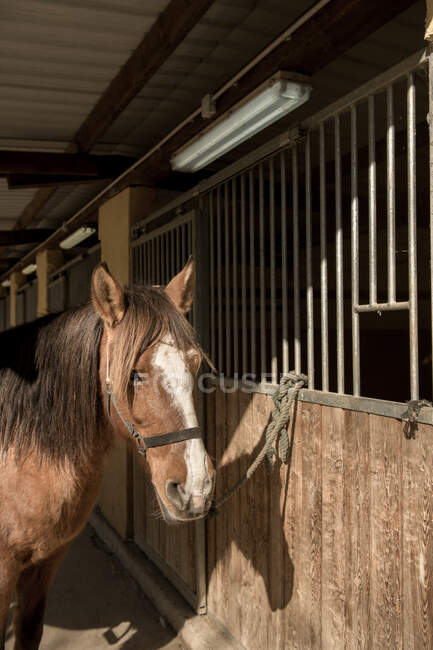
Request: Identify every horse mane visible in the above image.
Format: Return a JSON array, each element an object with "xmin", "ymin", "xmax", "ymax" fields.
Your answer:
[{"xmin": 0, "ymin": 284, "xmax": 202, "ymax": 464}]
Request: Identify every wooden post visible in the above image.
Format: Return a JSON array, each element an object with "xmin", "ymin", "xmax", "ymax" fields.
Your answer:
[
  {"xmin": 426, "ymin": 0, "xmax": 433, "ymax": 40},
  {"xmin": 98, "ymin": 186, "xmax": 157, "ymax": 539},
  {"xmin": 36, "ymin": 249, "xmax": 63, "ymax": 317},
  {"xmin": 9, "ymin": 271, "xmax": 25, "ymax": 328}
]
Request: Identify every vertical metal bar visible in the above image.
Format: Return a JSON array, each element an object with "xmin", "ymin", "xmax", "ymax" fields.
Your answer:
[
  {"xmin": 161, "ymin": 235, "xmax": 165, "ymax": 284},
  {"xmin": 188, "ymin": 219, "xmax": 193, "ymax": 257},
  {"xmin": 368, "ymin": 94, "xmax": 377, "ymax": 305},
  {"xmin": 232, "ymin": 178, "xmax": 238, "ymax": 376},
  {"xmin": 429, "ymin": 54, "xmax": 433, "ymax": 398},
  {"xmin": 387, "ymin": 84, "xmax": 396, "ymax": 304},
  {"xmin": 335, "ymin": 114, "xmax": 344, "ymax": 394},
  {"xmin": 209, "ymin": 192, "xmax": 216, "ymax": 366},
  {"xmin": 351, "ymin": 105, "xmax": 361, "ymax": 396},
  {"xmin": 269, "ymin": 157, "xmax": 277, "ymax": 383},
  {"xmin": 305, "ymin": 133, "xmax": 314, "ymax": 389},
  {"xmin": 292, "ymin": 146, "xmax": 301, "ymax": 375},
  {"xmin": 181, "ymin": 224, "xmax": 186, "ymax": 267},
  {"xmin": 139, "ymin": 241, "xmax": 144, "ymax": 284},
  {"xmin": 216, "ymin": 187, "xmax": 223, "ymax": 372},
  {"xmin": 240, "ymin": 174, "xmax": 247, "ymax": 376},
  {"xmin": 407, "ymin": 72, "xmax": 419, "ymax": 400},
  {"xmin": 281, "ymin": 151, "xmax": 289, "ymax": 375},
  {"xmin": 171, "ymin": 228, "xmax": 175, "ymax": 278},
  {"xmin": 165, "ymin": 232, "xmax": 170, "ymax": 284},
  {"xmin": 146, "ymin": 241, "xmax": 150, "ymax": 284},
  {"xmin": 224, "ymin": 183, "xmax": 231, "ymax": 377},
  {"xmin": 319, "ymin": 122, "xmax": 329, "ymax": 391},
  {"xmin": 156, "ymin": 235, "xmax": 160, "ymax": 284},
  {"xmin": 249, "ymin": 170, "xmax": 256, "ymax": 378},
  {"xmin": 176, "ymin": 226, "xmax": 181, "ymax": 273},
  {"xmin": 259, "ymin": 163, "xmax": 266, "ymax": 381}
]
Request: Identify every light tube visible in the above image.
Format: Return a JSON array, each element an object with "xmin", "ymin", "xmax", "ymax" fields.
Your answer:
[
  {"xmin": 22, "ymin": 263, "xmax": 37, "ymax": 275},
  {"xmin": 171, "ymin": 74, "xmax": 312, "ymax": 172},
  {"xmin": 60, "ymin": 226, "xmax": 96, "ymax": 250}
]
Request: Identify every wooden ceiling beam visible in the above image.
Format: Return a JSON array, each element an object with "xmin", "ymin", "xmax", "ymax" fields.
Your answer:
[
  {"xmin": 0, "ymin": 230, "xmax": 54, "ymax": 246},
  {"xmin": 0, "ymin": 151, "xmax": 135, "ymax": 177},
  {"xmin": 13, "ymin": 0, "xmax": 216, "ymax": 231}
]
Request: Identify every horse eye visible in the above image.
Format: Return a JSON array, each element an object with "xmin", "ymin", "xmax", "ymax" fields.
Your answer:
[{"xmin": 130, "ymin": 370, "xmax": 140, "ymax": 383}]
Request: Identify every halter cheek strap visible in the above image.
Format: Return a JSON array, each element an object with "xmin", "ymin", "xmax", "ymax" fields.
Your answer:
[{"xmin": 105, "ymin": 348, "xmax": 202, "ymax": 459}]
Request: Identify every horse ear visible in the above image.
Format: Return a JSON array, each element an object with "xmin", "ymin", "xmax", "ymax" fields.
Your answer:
[
  {"xmin": 165, "ymin": 256, "xmax": 194, "ymax": 314},
  {"xmin": 91, "ymin": 262, "xmax": 126, "ymax": 327}
]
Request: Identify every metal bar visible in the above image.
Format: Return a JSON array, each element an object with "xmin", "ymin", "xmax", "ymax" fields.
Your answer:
[
  {"xmin": 216, "ymin": 187, "xmax": 223, "ymax": 372},
  {"xmin": 181, "ymin": 223, "xmax": 186, "ymax": 268},
  {"xmin": 165, "ymin": 232, "xmax": 170, "ymax": 284},
  {"xmin": 368, "ymin": 95, "xmax": 377, "ymax": 305},
  {"xmin": 188, "ymin": 219, "xmax": 193, "ymax": 257},
  {"xmin": 259, "ymin": 163, "xmax": 266, "ymax": 381},
  {"xmin": 249, "ymin": 169, "xmax": 256, "ymax": 378},
  {"xmin": 232, "ymin": 177, "xmax": 238, "ymax": 376},
  {"xmin": 171, "ymin": 228, "xmax": 175, "ymax": 278},
  {"xmin": 407, "ymin": 72, "xmax": 419, "ymax": 400},
  {"xmin": 429, "ymin": 53, "xmax": 433, "ymax": 398},
  {"xmin": 269, "ymin": 157, "xmax": 277, "ymax": 383},
  {"xmin": 281, "ymin": 151, "xmax": 289, "ymax": 375},
  {"xmin": 176, "ymin": 226, "xmax": 181, "ymax": 273},
  {"xmin": 224, "ymin": 183, "xmax": 231, "ymax": 377},
  {"xmin": 351, "ymin": 105, "xmax": 361, "ymax": 396},
  {"xmin": 209, "ymin": 192, "xmax": 216, "ymax": 365},
  {"xmin": 305, "ymin": 133, "xmax": 314, "ymax": 389},
  {"xmin": 156, "ymin": 234, "xmax": 160, "ymax": 284},
  {"xmin": 386, "ymin": 84, "xmax": 396, "ymax": 304},
  {"xmin": 292, "ymin": 146, "xmax": 301, "ymax": 375},
  {"xmin": 335, "ymin": 114, "xmax": 344, "ymax": 393},
  {"xmin": 354, "ymin": 301, "xmax": 409, "ymax": 313},
  {"xmin": 240, "ymin": 173, "xmax": 247, "ymax": 376},
  {"xmin": 319, "ymin": 122, "xmax": 329, "ymax": 391}
]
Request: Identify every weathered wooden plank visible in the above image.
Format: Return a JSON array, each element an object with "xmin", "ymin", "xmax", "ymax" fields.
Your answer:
[
  {"xmin": 321, "ymin": 405, "xmax": 345, "ymax": 648},
  {"xmin": 369, "ymin": 413, "xmax": 403, "ymax": 648},
  {"xmin": 284, "ymin": 399, "xmax": 303, "ymax": 649},
  {"xmin": 299, "ymin": 401, "xmax": 322, "ymax": 649},
  {"xmin": 402, "ymin": 422, "xmax": 433, "ymax": 648},
  {"xmin": 344, "ymin": 409, "xmax": 370, "ymax": 649}
]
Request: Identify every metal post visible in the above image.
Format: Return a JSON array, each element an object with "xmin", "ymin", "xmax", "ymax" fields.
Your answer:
[
  {"xmin": 224, "ymin": 183, "xmax": 231, "ymax": 377},
  {"xmin": 387, "ymin": 84, "xmax": 396, "ymax": 304},
  {"xmin": 319, "ymin": 122, "xmax": 329, "ymax": 391},
  {"xmin": 335, "ymin": 114, "xmax": 344, "ymax": 393},
  {"xmin": 305, "ymin": 133, "xmax": 314, "ymax": 389},
  {"xmin": 232, "ymin": 178, "xmax": 239, "ymax": 376},
  {"xmin": 209, "ymin": 191, "xmax": 216, "ymax": 364},
  {"xmin": 269, "ymin": 157, "xmax": 277, "ymax": 383},
  {"xmin": 368, "ymin": 95, "xmax": 377, "ymax": 306},
  {"xmin": 281, "ymin": 150, "xmax": 289, "ymax": 375},
  {"xmin": 351, "ymin": 105, "xmax": 360, "ymax": 396},
  {"xmin": 249, "ymin": 170, "xmax": 256, "ymax": 378},
  {"xmin": 292, "ymin": 146, "xmax": 301, "ymax": 375},
  {"xmin": 407, "ymin": 73, "xmax": 419, "ymax": 400},
  {"xmin": 259, "ymin": 163, "xmax": 266, "ymax": 380},
  {"xmin": 240, "ymin": 173, "xmax": 247, "ymax": 376}
]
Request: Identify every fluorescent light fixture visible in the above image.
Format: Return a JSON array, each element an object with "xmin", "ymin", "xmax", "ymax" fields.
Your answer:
[
  {"xmin": 1, "ymin": 280, "xmax": 10, "ymax": 288},
  {"xmin": 60, "ymin": 226, "xmax": 96, "ymax": 250},
  {"xmin": 22, "ymin": 263, "xmax": 37, "ymax": 275},
  {"xmin": 171, "ymin": 73, "xmax": 312, "ymax": 172}
]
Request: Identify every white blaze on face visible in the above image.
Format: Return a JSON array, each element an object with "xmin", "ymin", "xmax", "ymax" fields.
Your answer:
[{"xmin": 152, "ymin": 339, "xmax": 211, "ymax": 503}]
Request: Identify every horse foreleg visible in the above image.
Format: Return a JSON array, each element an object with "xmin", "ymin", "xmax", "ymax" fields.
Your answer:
[{"xmin": 13, "ymin": 543, "xmax": 70, "ymax": 650}]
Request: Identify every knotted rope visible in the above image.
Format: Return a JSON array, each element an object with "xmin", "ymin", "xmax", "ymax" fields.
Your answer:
[
  {"xmin": 210, "ymin": 372, "xmax": 307, "ymax": 514},
  {"xmin": 401, "ymin": 399, "xmax": 432, "ymax": 439}
]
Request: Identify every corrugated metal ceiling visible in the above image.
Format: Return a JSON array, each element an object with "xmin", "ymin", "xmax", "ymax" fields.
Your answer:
[{"xmin": 0, "ymin": 0, "xmax": 427, "ymax": 246}]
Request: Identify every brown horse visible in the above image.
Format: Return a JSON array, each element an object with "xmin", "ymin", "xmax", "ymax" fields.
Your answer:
[{"xmin": 0, "ymin": 260, "xmax": 215, "ymax": 650}]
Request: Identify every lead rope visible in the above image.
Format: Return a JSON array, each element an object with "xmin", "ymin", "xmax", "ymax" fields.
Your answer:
[{"xmin": 210, "ymin": 372, "xmax": 307, "ymax": 515}]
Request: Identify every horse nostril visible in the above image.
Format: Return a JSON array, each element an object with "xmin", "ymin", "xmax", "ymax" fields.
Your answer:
[{"xmin": 166, "ymin": 481, "xmax": 187, "ymax": 510}]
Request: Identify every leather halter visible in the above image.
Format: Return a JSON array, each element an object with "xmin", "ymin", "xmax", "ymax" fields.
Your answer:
[{"xmin": 105, "ymin": 348, "xmax": 202, "ymax": 459}]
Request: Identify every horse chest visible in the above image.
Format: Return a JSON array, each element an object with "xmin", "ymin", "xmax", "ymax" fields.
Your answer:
[{"xmin": 0, "ymin": 453, "xmax": 102, "ymax": 564}]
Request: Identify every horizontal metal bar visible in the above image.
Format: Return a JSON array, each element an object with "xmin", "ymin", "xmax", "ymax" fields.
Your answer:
[
  {"xmin": 354, "ymin": 301, "xmax": 409, "ymax": 313},
  {"xmin": 205, "ymin": 377, "xmax": 433, "ymax": 426},
  {"xmin": 132, "ymin": 211, "xmax": 194, "ymax": 245}
]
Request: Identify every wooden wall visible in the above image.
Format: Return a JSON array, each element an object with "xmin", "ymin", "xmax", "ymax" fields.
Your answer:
[{"xmin": 205, "ymin": 388, "xmax": 433, "ymax": 649}]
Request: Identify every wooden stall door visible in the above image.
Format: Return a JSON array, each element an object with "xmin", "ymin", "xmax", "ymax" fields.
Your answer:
[{"xmin": 206, "ymin": 388, "xmax": 433, "ymax": 649}]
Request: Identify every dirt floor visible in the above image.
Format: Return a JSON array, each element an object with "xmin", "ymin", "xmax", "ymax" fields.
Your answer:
[{"xmin": 5, "ymin": 526, "xmax": 184, "ymax": 650}]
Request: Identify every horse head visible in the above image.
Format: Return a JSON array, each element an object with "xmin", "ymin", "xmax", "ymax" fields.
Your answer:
[{"xmin": 91, "ymin": 260, "xmax": 215, "ymax": 523}]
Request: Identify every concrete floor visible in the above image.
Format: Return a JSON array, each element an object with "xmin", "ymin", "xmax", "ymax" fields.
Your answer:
[{"xmin": 5, "ymin": 526, "xmax": 184, "ymax": 650}]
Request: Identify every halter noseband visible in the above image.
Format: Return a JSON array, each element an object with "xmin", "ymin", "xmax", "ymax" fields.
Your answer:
[{"xmin": 105, "ymin": 348, "xmax": 202, "ymax": 459}]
